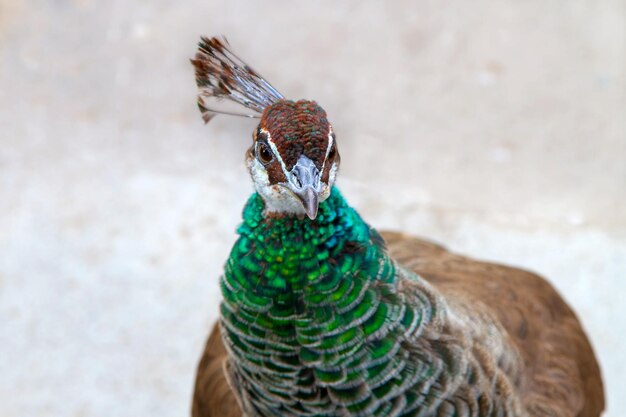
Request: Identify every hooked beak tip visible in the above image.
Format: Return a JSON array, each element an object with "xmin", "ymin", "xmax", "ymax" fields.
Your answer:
[{"xmin": 301, "ymin": 188, "xmax": 319, "ymax": 220}]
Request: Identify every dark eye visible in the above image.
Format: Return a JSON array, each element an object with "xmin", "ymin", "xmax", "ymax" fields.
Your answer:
[
  {"xmin": 328, "ymin": 143, "xmax": 337, "ymax": 160},
  {"xmin": 256, "ymin": 142, "xmax": 273, "ymax": 164}
]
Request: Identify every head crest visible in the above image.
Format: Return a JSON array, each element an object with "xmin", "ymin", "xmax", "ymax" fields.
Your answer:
[{"xmin": 191, "ymin": 36, "xmax": 284, "ymax": 123}]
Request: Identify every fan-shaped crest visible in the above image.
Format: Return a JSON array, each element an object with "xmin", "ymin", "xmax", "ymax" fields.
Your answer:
[{"xmin": 191, "ymin": 36, "xmax": 285, "ymax": 123}]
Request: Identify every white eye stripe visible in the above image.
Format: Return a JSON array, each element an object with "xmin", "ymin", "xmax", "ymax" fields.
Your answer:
[
  {"xmin": 325, "ymin": 128, "xmax": 335, "ymax": 156},
  {"xmin": 320, "ymin": 127, "xmax": 335, "ymax": 176},
  {"xmin": 258, "ymin": 126, "xmax": 336, "ymax": 181},
  {"xmin": 260, "ymin": 127, "xmax": 290, "ymax": 177}
]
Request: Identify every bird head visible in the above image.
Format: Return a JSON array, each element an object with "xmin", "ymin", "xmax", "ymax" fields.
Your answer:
[
  {"xmin": 191, "ymin": 37, "xmax": 339, "ymax": 219},
  {"xmin": 247, "ymin": 100, "xmax": 339, "ymax": 220}
]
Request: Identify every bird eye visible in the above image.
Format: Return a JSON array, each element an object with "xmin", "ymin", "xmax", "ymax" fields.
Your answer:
[
  {"xmin": 256, "ymin": 142, "xmax": 274, "ymax": 164},
  {"xmin": 328, "ymin": 143, "xmax": 337, "ymax": 160}
]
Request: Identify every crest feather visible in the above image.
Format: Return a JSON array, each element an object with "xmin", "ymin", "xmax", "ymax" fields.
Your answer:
[{"xmin": 191, "ymin": 36, "xmax": 284, "ymax": 123}]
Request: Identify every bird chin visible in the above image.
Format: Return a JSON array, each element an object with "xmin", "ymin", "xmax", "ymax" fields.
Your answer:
[
  {"xmin": 256, "ymin": 182, "xmax": 333, "ymax": 220},
  {"xmin": 258, "ymin": 185, "xmax": 309, "ymax": 218}
]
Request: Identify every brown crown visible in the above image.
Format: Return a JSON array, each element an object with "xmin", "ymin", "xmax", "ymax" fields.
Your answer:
[{"xmin": 259, "ymin": 100, "xmax": 331, "ymax": 171}]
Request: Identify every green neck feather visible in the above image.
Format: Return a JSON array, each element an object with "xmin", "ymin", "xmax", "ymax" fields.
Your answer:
[
  {"xmin": 218, "ymin": 187, "xmax": 519, "ymax": 417},
  {"xmin": 219, "ymin": 187, "xmax": 427, "ymax": 416},
  {"xmin": 221, "ymin": 187, "xmax": 396, "ymax": 309}
]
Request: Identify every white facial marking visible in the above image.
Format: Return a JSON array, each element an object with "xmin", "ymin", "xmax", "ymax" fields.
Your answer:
[
  {"xmin": 328, "ymin": 162, "xmax": 339, "ymax": 186},
  {"xmin": 260, "ymin": 127, "xmax": 290, "ymax": 180},
  {"xmin": 319, "ymin": 126, "xmax": 335, "ymax": 176},
  {"xmin": 249, "ymin": 125, "xmax": 339, "ymax": 218}
]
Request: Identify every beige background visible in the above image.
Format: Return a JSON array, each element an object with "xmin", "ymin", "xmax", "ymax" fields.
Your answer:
[{"xmin": 1, "ymin": 1, "xmax": 624, "ymax": 416}]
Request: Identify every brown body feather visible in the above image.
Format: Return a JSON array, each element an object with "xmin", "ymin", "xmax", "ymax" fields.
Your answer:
[{"xmin": 192, "ymin": 232, "xmax": 604, "ymax": 417}]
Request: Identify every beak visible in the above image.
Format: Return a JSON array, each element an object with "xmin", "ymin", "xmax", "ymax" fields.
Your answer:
[
  {"xmin": 298, "ymin": 187, "xmax": 319, "ymax": 220},
  {"xmin": 288, "ymin": 156, "xmax": 322, "ymax": 220}
]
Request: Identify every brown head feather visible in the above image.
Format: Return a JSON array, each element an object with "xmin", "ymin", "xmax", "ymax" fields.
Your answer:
[{"xmin": 259, "ymin": 100, "xmax": 333, "ymax": 170}]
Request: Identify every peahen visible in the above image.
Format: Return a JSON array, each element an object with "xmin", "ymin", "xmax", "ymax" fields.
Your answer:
[{"xmin": 189, "ymin": 37, "xmax": 604, "ymax": 417}]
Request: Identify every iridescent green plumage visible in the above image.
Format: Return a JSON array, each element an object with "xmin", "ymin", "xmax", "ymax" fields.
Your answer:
[{"xmin": 219, "ymin": 188, "xmax": 519, "ymax": 417}]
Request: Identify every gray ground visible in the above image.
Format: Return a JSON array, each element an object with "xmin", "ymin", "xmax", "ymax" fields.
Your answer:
[{"xmin": 0, "ymin": 1, "xmax": 624, "ymax": 416}]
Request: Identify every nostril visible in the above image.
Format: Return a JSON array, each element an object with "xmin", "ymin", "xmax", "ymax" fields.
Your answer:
[{"xmin": 294, "ymin": 176, "xmax": 302, "ymax": 188}]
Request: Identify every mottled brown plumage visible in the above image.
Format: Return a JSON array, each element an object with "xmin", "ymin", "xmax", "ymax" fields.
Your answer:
[
  {"xmin": 192, "ymin": 232, "xmax": 604, "ymax": 417},
  {"xmin": 259, "ymin": 100, "xmax": 332, "ymax": 170}
]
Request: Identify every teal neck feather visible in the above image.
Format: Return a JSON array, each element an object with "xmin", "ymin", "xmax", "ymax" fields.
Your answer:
[
  {"xmin": 222, "ymin": 187, "xmax": 394, "ymax": 307},
  {"xmin": 220, "ymin": 187, "xmax": 523, "ymax": 417}
]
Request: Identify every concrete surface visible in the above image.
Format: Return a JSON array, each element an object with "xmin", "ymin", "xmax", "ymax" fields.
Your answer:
[{"xmin": 0, "ymin": 0, "xmax": 624, "ymax": 416}]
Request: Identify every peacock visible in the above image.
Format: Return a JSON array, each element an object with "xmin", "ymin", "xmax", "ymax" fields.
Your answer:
[{"xmin": 189, "ymin": 37, "xmax": 604, "ymax": 417}]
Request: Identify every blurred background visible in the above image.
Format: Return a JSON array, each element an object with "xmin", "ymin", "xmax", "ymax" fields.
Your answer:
[{"xmin": 0, "ymin": 0, "xmax": 624, "ymax": 416}]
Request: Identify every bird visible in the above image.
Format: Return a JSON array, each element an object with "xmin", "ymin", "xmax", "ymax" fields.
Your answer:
[{"xmin": 189, "ymin": 37, "xmax": 604, "ymax": 417}]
